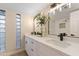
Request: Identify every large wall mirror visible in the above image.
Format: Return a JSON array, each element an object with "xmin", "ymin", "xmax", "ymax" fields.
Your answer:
[{"xmin": 48, "ymin": 3, "xmax": 79, "ymax": 37}]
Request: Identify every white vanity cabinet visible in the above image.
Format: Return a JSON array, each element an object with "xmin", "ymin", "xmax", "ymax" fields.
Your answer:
[
  {"xmin": 25, "ymin": 37, "xmax": 38, "ymax": 56},
  {"xmin": 25, "ymin": 36, "xmax": 68, "ymax": 56}
]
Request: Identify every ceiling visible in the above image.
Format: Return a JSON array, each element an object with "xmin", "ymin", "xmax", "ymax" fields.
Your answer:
[
  {"xmin": 0, "ymin": 3, "xmax": 79, "ymax": 16},
  {"xmin": 0, "ymin": 3, "xmax": 49, "ymax": 16}
]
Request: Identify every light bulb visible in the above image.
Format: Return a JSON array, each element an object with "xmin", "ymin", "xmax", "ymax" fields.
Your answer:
[
  {"xmin": 69, "ymin": 3, "xmax": 71, "ymax": 8},
  {"xmin": 53, "ymin": 10, "xmax": 55, "ymax": 15},
  {"xmin": 59, "ymin": 7, "xmax": 62, "ymax": 12},
  {"xmin": 49, "ymin": 9, "xmax": 53, "ymax": 13}
]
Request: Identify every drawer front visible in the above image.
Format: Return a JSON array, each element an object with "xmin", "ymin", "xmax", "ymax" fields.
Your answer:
[
  {"xmin": 29, "ymin": 39, "xmax": 39, "ymax": 56},
  {"xmin": 25, "ymin": 37, "xmax": 38, "ymax": 56},
  {"xmin": 29, "ymin": 47, "xmax": 38, "ymax": 56},
  {"xmin": 25, "ymin": 37, "xmax": 31, "ymax": 55},
  {"xmin": 30, "ymin": 38, "xmax": 37, "ymax": 47}
]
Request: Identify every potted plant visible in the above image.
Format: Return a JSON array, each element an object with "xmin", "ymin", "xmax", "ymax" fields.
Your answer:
[{"xmin": 33, "ymin": 13, "xmax": 50, "ymax": 37}]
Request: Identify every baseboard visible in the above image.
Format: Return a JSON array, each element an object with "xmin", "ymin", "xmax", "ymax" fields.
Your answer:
[
  {"xmin": 7, "ymin": 49, "xmax": 25, "ymax": 56},
  {"xmin": 0, "ymin": 49, "xmax": 25, "ymax": 56}
]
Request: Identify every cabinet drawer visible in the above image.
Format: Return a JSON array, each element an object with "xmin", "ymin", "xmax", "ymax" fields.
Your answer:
[
  {"xmin": 30, "ymin": 39, "xmax": 37, "ymax": 47},
  {"xmin": 30, "ymin": 48, "xmax": 37, "ymax": 56}
]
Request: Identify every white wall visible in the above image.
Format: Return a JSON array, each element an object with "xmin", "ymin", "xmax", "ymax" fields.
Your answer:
[
  {"xmin": 0, "ymin": 6, "xmax": 33, "ymax": 54},
  {"xmin": 21, "ymin": 14, "xmax": 33, "ymax": 49},
  {"xmin": 6, "ymin": 8, "xmax": 16, "ymax": 51},
  {"xmin": 70, "ymin": 10, "xmax": 79, "ymax": 37}
]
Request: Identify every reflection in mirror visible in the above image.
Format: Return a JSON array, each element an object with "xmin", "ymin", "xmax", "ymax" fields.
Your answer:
[
  {"xmin": 59, "ymin": 23, "xmax": 66, "ymax": 28},
  {"xmin": 48, "ymin": 3, "xmax": 79, "ymax": 37}
]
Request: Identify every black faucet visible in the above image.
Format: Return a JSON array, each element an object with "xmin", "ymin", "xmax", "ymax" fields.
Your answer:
[{"xmin": 58, "ymin": 33, "xmax": 67, "ymax": 41}]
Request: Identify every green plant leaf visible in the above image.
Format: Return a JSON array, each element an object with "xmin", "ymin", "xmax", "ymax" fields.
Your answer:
[{"xmin": 34, "ymin": 13, "xmax": 50, "ymax": 25}]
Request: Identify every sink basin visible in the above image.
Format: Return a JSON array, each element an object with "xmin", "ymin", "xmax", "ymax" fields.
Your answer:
[
  {"xmin": 36, "ymin": 35, "xmax": 71, "ymax": 48},
  {"xmin": 45, "ymin": 39, "xmax": 71, "ymax": 48}
]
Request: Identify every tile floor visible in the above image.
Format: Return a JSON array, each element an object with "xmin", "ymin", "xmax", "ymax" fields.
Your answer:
[{"xmin": 11, "ymin": 50, "xmax": 28, "ymax": 56}]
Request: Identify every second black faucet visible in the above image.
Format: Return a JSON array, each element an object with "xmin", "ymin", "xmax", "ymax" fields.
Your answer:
[{"xmin": 58, "ymin": 33, "xmax": 67, "ymax": 41}]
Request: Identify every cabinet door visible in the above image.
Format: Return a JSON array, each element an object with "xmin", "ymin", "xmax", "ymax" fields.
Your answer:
[{"xmin": 25, "ymin": 37, "xmax": 32, "ymax": 55}]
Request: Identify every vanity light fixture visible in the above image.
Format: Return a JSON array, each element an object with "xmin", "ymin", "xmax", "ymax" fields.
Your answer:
[{"xmin": 49, "ymin": 3, "xmax": 69, "ymax": 14}]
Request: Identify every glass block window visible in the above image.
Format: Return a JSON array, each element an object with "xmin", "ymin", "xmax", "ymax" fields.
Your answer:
[
  {"xmin": 0, "ymin": 10, "xmax": 6, "ymax": 52},
  {"xmin": 16, "ymin": 14, "xmax": 21, "ymax": 48}
]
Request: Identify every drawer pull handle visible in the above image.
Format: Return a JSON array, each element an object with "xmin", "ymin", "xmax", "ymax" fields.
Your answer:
[
  {"xmin": 31, "ymin": 42, "xmax": 34, "ymax": 44},
  {"xmin": 31, "ymin": 49, "xmax": 34, "ymax": 51},
  {"xmin": 26, "ymin": 41, "xmax": 27, "ymax": 43}
]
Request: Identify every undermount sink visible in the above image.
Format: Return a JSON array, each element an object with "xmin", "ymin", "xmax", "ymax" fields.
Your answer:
[
  {"xmin": 45, "ymin": 39, "xmax": 71, "ymax": 48},
  {"xmin": 35, "ymin": 35, "xmax": 71, "ymax": 48}
]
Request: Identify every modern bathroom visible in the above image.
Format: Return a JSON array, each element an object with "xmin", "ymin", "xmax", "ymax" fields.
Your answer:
[
  {"xmin": 0, "ymin": 3, "xmax": 79, "ymax": 56},
  {"xmin": 25, "ymin": 3, "xmax": 79, "ymax": 56}
]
